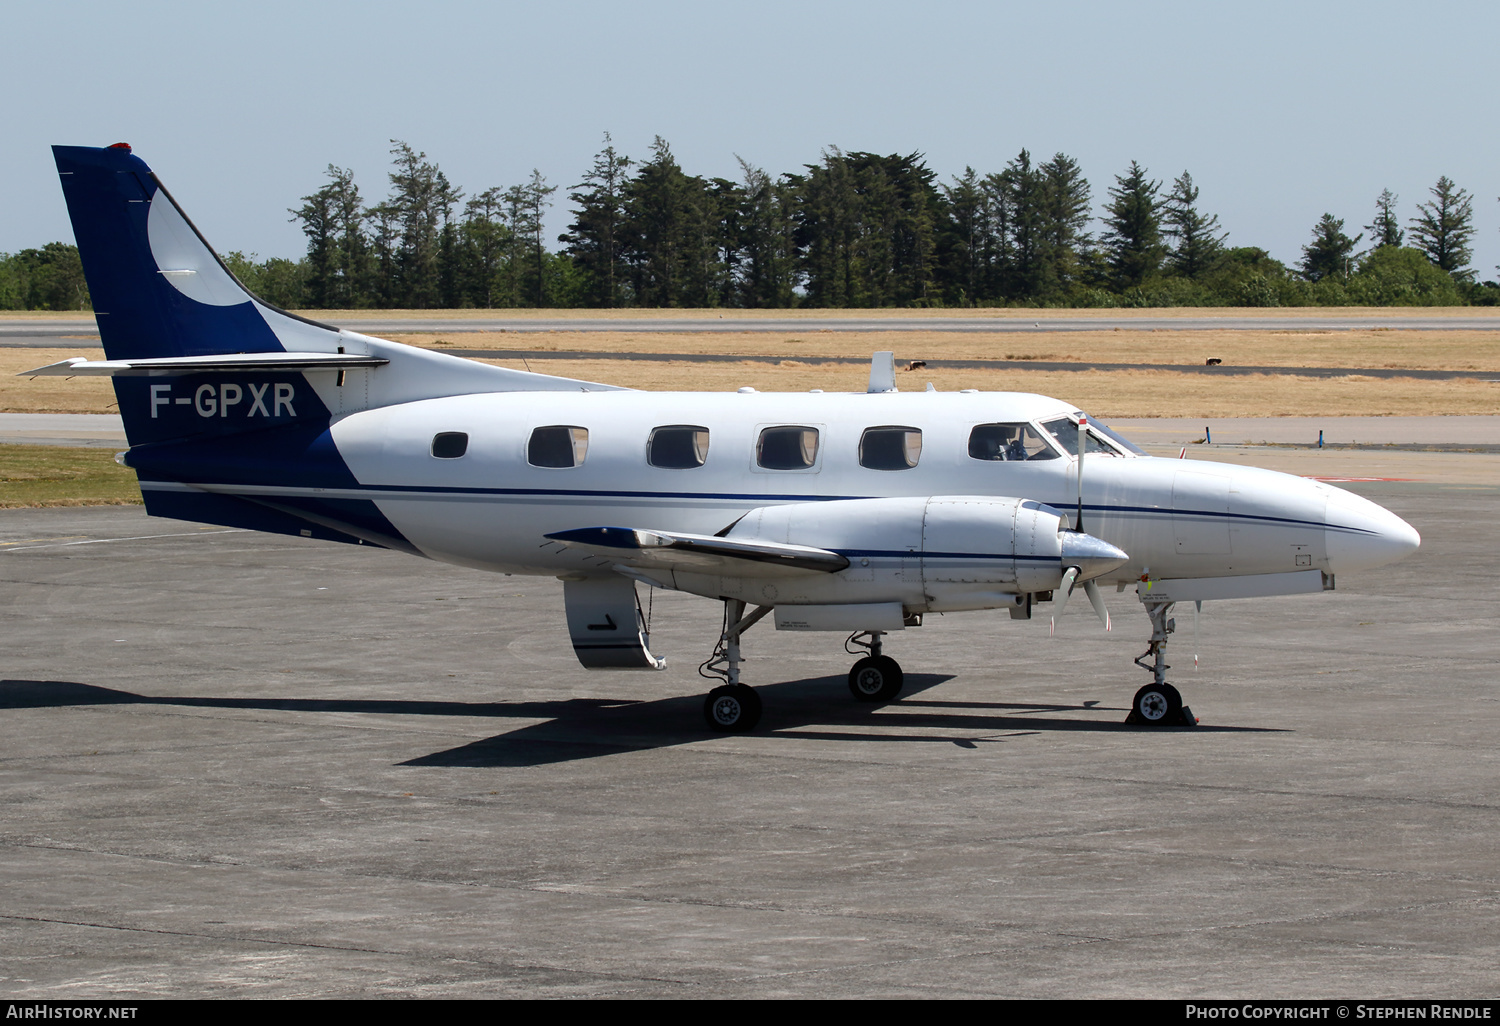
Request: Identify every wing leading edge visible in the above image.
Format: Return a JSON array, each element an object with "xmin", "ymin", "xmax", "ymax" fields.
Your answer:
[{"xmin": 545, "ymin": 526, "xmax": 850, "ymax": 577}]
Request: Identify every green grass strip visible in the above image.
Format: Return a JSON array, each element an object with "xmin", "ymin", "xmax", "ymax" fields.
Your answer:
[{"xmin": 0, "ymin": 445, "xmax": 143, "ymax": 508}]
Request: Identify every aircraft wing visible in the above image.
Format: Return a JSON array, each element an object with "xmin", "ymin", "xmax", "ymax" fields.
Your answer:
[{"xmin": 544, "ymin": 526, "xmax": 850, "ymax": 577}]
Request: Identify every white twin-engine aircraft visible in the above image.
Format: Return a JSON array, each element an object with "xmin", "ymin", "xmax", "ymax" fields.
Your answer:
[{"xmin": 33, "ymin": 144, "xmax": 1421, "ymax": 732}]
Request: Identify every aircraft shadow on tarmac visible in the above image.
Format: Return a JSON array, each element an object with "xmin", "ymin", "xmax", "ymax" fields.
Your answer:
[{"xmin": 1, "ymin": 676, "xmax": 1284, "ymax": 767}]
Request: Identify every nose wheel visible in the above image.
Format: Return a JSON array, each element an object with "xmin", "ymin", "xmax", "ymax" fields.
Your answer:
[
  {"xmin": 1130, "ymin": 682, "xmax": 1182, "ymax": 724},
  {"xmin": 1128, "ymin": 598, "xmax": 1197, "ymax": 726}
]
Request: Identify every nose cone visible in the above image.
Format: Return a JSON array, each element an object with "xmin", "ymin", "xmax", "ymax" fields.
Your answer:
[
  {"xmin": 1324, "ymin": 489, "xmax": 1420, "ymax": 573},
  {"xmin": 1060, "ymin": 529, "xmax": 1130, "ymax": 582}
]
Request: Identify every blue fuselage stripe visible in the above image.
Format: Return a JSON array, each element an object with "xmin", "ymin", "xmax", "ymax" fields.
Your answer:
[{"xmin": 151, "ymin": 480, "xmax": 1373, "ymax": 537}]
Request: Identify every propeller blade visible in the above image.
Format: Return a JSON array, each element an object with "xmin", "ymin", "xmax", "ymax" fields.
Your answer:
[
  {"xmin": 1051, "ymin": 566, "xmax": 1079, "ymax": 636},
  {"xmin": 1083, "ymin": 579, "xmax": 1112, "ymax": 631},
  {"xmin": 1055, "ymin": 566, "xmax": 1079, "ymax": 617}
]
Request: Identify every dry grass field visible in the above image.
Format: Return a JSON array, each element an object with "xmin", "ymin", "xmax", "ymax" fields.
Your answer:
[
  {"xmin": 402, "ymin": 327, "xmax": 1500, "ymax": 373},
  {"xmin": 5, "ymin": 320, "xmax": 1499, "ymax": 418},
  {"xmin": 275, "ymin": 305, "xmax": 1500, "ymax": 323},
  {"xmin": 1, "ymin": 349, "xmax": 118, "ymax": 413},
  {"xmin": 464, "ymin": 357, "xmax": 1500, "ymax": 418}
]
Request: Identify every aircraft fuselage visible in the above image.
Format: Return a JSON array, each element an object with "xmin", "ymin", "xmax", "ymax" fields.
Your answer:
[{"xmin": 279, "ymin": 386, "xmax": 1416, "ymax": 586}]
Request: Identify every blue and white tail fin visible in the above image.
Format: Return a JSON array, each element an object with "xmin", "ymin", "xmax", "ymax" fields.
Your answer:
[
  {"xmin": 54, "ymin": 143, "xmax": 336, "ymax": 363},
  {"xmin": 49, "ymin": 143, "xmax": 621, "ymax": 447}
]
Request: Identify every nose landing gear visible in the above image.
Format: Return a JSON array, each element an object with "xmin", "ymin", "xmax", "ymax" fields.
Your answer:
[{"xmin": 1128, "ymin": 597, "xmax": 1197, "ymax": 727}]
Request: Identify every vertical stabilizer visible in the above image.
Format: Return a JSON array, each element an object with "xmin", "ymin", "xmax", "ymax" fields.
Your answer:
[
  {"xmin": 50, "ymin": 144, "xmax": 626, "ymax": 451},
  {"xmin": 52, "ymin": 144, "xmax": 338, "ymax": 362}
]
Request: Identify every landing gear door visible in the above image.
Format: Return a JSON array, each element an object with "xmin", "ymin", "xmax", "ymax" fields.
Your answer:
[{"xmin": 563, "ymin": 576, "xmax": 667, "ymax": 670}]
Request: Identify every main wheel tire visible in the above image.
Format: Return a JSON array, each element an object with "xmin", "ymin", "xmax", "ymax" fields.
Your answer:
[
  {"xmin": 848, "ymin": 655, "xmax": 904, "ymax": 702},
  {"xmin": 704, "ymin": 683, "xmax": 761, "ymax": 732},
  {"xmin": 1132, "ymin": 682, "xmax": 1183, "ymax": 726}
]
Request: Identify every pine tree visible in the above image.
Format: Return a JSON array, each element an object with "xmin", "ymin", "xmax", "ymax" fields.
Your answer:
[
  {"xmin": 622, "ymin": 137, "xmax": 693, "ymax": 306},
  {"xmin": 1038, "ymin": 153, "xmax": 1093, "ymax": 299},
  {"xmin": 521, "ymin": 170, "xmax": 557, "ymax": 306},
  {"xmin": 1101, "ymin": 161, "xmax": 1165, "ymax": 290},
  {"xmin": 1000, "ymin": 149, "xmax": 1045, "ymax": 300},
  {"xmin": 377, "ymin": 142, "xmax": 462, "ymax": 308},
  {"xmin": 1365, "ymin": 189, "xmax": 1403, "ymax": 249},
  {"xmin": 559, "ymin": 134, "xmax": 633, "ymax": 307},
  {"xmin": 791, "ymin": 147, "xmax": 861, "ymax": 307},
  {"xmin": 290, "ymin": 166, "xmax": 370, "ymax": 308},
  {"xmin": 875, "ymin": 151, "xmax": 941, "ymax": 306},
  {"xmin": 734, "ymin": 157, "xmax": 798, "ymax": 308},
  {"xmin": 1300, "ymin": 214, "xmax": 1362, "ymax": 281},
  {"xmin": 1163, "ymin": 171, "xmax": 1226, "ymax": 279},
  {"xmin": 457, "ymin": 186, "xmax": 513, "ymax": 307},
  {"xmin": 977, "ymin": 170, "xmax": 1014, "ymax": 300},
  {"xmin": 500, "ymin": 176, "xmax": 558, "ymax": 308},
  {"xmin": 941, "ymin": 167, "xmax": 987, "ymax": 304},
  {"xmin": 1409, "ymin": 176, "xmax": 1475, "ymax": 278}
]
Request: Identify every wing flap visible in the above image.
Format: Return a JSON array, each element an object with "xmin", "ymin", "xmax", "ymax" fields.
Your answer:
[{"xmin": 545, "ymin": 526, "xmax": 849, "ymax": 577}]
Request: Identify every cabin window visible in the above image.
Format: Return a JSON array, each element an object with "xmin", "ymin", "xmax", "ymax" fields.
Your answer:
[
  {"xmin": 859, "ymin": 426, "xmax": 922, "ymax": 470},
  {"xmin": 968, "ymin": 423, "xmax": 1058, "ymax": 461},
  {"xmin": 431, "ymin": 432, "xmax": 469, "ymax": 459},
  {"xmin": 1038, "ymin": 416, "xmax": 1119, "ymax": 457},
  {"xmin": 528, "ymin": 425, "xmax": 589, "ymax": 468},
  {"xmin": 648, "ymin": 425, "xmax": 710, "ymax": 468},
  {"xmin": 757, "ymin": 426, "xmax": 819, "ymax": 470}
]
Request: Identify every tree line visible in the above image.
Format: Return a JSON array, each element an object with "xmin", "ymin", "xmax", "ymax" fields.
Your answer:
[{"xmin": 3, "ymin": 139, "xmax": 1496, "ymax": 310}]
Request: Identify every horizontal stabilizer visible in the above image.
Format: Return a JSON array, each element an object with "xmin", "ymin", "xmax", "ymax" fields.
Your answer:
[
  {"xmin": 545, "ymin": 526, "xmax": 850, "ymax": 577},
  {"xmin": 20, "ymin": 353, "xmax": 390, "ymax": 377}
]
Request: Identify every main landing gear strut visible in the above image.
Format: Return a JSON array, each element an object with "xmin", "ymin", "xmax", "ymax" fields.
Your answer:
[
  {"xmin": 1128, "ymin": 596, "xmax": 1196, "ymax": 727},
  {"xmin": 698, "ymin": 604, "xmax": 909, "ymax": 732},
  {"xmin": 700, "ymin": 600, "xmax": 772, "ymax": 732}
]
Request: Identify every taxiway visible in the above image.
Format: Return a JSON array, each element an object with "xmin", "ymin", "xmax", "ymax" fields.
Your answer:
[{"xmin": 0, "ymin": 459, "xmax": 1496, "ymax": 997}]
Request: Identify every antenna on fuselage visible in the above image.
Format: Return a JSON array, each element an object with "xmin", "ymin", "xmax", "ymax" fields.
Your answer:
[{"xmin": 867, "ymin": 352, "xmax": 897, "ymax": 393}]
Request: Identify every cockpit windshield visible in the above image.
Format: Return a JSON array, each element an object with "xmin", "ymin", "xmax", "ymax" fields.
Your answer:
[
  {"xmin": 1038, "ymin": 413, "xmax": 1142, "ymax": 457},
  {"xmin": 1089, "ymin": 416, "xmax": 1147, "ymax": 455}
]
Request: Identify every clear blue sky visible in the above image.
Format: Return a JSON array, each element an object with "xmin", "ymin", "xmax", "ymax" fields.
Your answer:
[{"xmin": 6, "ymin": 0, "xmax": 1497, "ymax": 280}]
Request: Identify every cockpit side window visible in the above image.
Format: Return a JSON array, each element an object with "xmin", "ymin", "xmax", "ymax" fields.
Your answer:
[
  {"xmin": 528, "ymin": 425, "xmax": 589, "ymax": 468},
  {"xmin": 968, "ymin": 423, "xmax": 1058, "ymax": 461},
  {"xmin": 757, "ymin": 426, "xmax": 819, "ymax": 470},
  {"xmin": 859, "ymin": 426, "xmax": 922, "ymax": 470}
]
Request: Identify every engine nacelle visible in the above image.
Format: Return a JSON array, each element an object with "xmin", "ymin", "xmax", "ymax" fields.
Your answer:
[{"xmin": 659, "ymin": 496, "xmax": 1126, "ymax": 616}]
